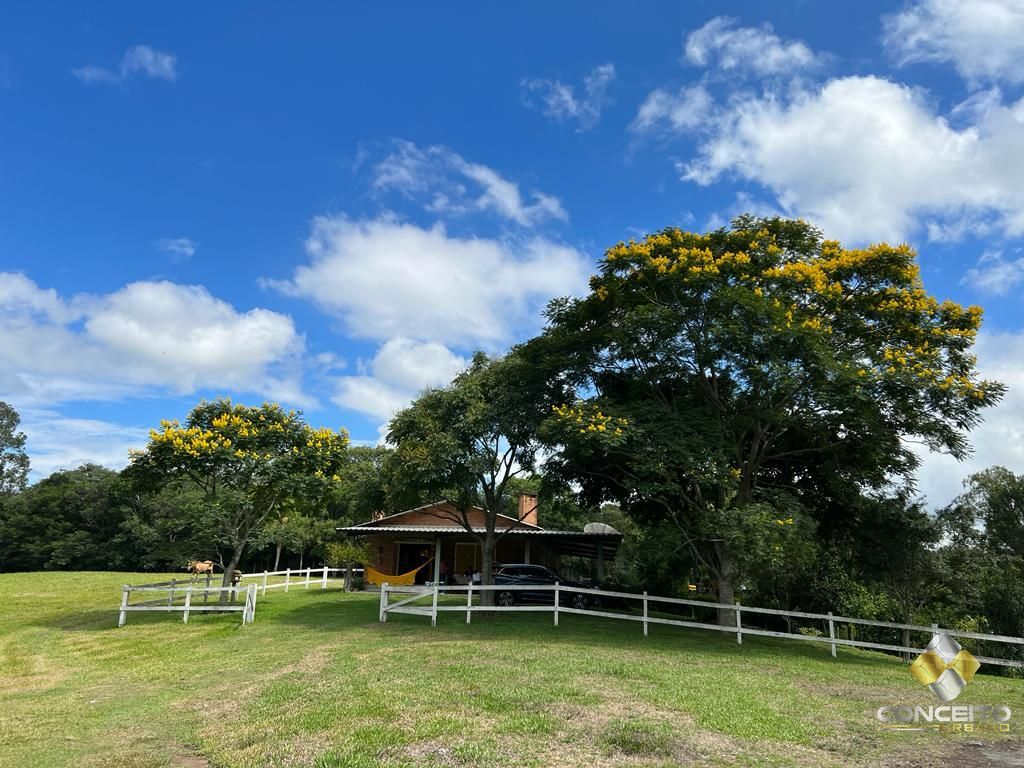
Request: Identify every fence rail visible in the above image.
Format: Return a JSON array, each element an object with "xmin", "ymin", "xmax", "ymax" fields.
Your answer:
[
  {"xmin": 238, "ymin": 566, "xmax": 364, "ymax": 595},
  {"xmin": 118, "ymin": 583, "xmax": 256, "ymax": 627},
  {"xmin": 378, "ymin": 582, "xmax": 1024, "ymax": 669},
  {"xmin": 116, "ymin": 565, "xmax": 365, "ymax": 627}
]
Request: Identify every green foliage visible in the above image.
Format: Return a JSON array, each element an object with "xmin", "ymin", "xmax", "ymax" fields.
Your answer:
[
  {"xmin": 0, "ymin": 401, "xmax": 29, "ymax": 495},
  {"xmin": 527, "ymin": 216, "xmax": 1002, "ymax": 617},
  {"xmin": 324, "ymin": 540, "xmax": 371, "ymax": 569},
  {"xmin": 0, "ymin": 464, "xmax": 136, "ymax": 571}
]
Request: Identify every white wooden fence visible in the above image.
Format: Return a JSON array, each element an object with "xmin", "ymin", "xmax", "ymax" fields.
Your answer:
[
  {"xmin": 118, "ymin": 582, "xmax": 257, "ymax": 627},
  {"xmin": 116, "ymin": 566, "xmax": 365, "ymax": 627},
  {"xmin": 379, "ymin": 582, "xmax": 1024, "ymax": 669},
  {"xmin": 237, "ymin": 566, "xmax": 363, "ymax": 595}
]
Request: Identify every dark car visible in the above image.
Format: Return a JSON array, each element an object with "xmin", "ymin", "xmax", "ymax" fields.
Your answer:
[{"xmin": 493, "ymin": 564, "xmax": 598, "ymax": 609}]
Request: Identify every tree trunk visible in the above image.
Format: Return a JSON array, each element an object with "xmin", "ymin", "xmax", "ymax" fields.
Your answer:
[
  {"xmin": 345, "ymin": 563, "xmax": 352, "ymax": 592},
  {"xmin": 219, "ymin": 543, "xmax": 245, "ymax": 605},
  {"xmin": 716, "ymin": 549, "xmax": 739, "ymax": 628},
  {"xmin": 273, "ymin": 542, "xmax": 282, "ymax": 571},
  {"xmin": 299, "ymin": 549, "xmax": 304, "ymax": 570},
  {"xmin": 481, "ymin": 529, "xmax": 496, "ymax": 607}
]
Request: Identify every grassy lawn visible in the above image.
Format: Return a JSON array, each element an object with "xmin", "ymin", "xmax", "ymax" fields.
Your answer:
[{"xmin": 0, "ymin": 572, "xmax": 1021, "ymax": 767}]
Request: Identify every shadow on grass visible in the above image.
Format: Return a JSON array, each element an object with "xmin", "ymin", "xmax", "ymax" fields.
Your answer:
[
  {"xmin": 34, "ymin": 604, "xmax": 250, "ymax": 632},
  {"xmin": 271, "ymin": 594, "xmax": 893, "ymax": 671}
]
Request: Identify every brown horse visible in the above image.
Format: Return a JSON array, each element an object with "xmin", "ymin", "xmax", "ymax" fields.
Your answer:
[{"xmin": 187, "ymin": 560, "xmax": 215, "ymax": 575}]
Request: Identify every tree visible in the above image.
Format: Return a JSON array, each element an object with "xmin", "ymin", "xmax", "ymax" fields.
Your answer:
[
  {"xmin": 130, "ymin": 399, "xmax": 349, "ymax": 591},
  {"xmin": 325, "ymin": 540, "xmax": 371, "ymax": 591},
  {"xmin": 945, "ymin": 467, "xmax": 1024, "ymax": 559},
  {"xmin": 387, "ymin": 352, "xmax": 548, "ymax": 602},
  {"xmin": 531, "ymin": 216, "xmax": 1002, "ymax": 624},
  {"xmin": 0, "ymin": 401, "xmax": 29, "ymax": 495},
  {"xmin": 0, "ymin": 464, "xmax": 133, "ymax": 571}
]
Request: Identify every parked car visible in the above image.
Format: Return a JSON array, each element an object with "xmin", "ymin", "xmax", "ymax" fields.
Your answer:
[{"xmin": 493, "ymin": 564, "xmax": 598, "ymax": 609}]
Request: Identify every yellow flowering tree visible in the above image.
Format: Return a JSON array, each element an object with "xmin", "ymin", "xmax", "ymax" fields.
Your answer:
[
  {"xmin": 533, "ymin": 215, "xmax": 1004, "ymax": 624},
  {"xmin": 132, "ymin": 399, "xmax": 349, "ymax": 590}
]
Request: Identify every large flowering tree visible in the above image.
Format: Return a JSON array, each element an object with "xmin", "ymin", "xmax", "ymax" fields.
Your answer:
[
  {"xmin": 532, "ymin": 216, "xmax": 1003, "ymax": 624},
  {"xmin": 131, "ymin": 399, "xmax": 349, "ymax": 589}
]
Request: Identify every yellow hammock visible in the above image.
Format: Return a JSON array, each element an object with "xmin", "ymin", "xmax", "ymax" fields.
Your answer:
[{"xmin": 364, "ymin": 558, "xmax": 434, "ymax": 586}]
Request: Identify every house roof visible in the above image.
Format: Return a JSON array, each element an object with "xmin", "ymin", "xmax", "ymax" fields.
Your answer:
[{"xmin": 348, "ymin": 500, "xmax": 542, "ymax": 530}]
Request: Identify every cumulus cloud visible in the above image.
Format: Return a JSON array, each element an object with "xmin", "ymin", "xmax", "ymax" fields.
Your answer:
[
  {"xmin": 674, "ymin": 75, "xmax": 1024, "ymax": 243},
  {"xmin": 960, "ymin": 250, "xmax": 1024, "ymax": 295},
  {"xmin": 269, "ymin": 216, "xmax": 590, "ymax": 346},
  {"xmin": 157, "ymin": 237, "xmax": 196, "ymax": 262},
  {"xmin": 0, "ymin": 273, "xmax": 307, "ymax": 406},
  {"xmin": 883, "ymin": 0, "xmax": 1024, "ymax": 84},
  {"xmin": 73, "ymin": 44, "xmax": 177, "ymax": 85},
  {"xmin": 521, "ymin": 63, "xmax": 616, "ymax": 131},
  {"xmin": 914, "ymin": 330, "xmax": 1024, "ymax": 508},
  {"xmin": 372, "ymin": 141, "xmax": 566, "ymax": 226},
  {"xmin": 684, "ymin": 16, "xmax": 820, "ymax": 76},
  {"xmin": 333, "ymin": 338, "xmax": 467, "ymax": 423}
]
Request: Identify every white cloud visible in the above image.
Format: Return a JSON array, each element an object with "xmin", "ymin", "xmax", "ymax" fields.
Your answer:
[
  {"xmin": 961, "ymin": 250, "xmax": 1024, "ymax": 295},
  {"xmin": 17, "ymin": 408, "xmax": 148, "ymax": 481},
  {"xmin": 631, "ymin": 85, "xmax": 714, "ymax": 134},
  {"xmin": 157, "ymin": 237, "xmax": 196, "ymax": 261},
  {"xmin": 372, "ymin": 141, "xmax": 567, "ymax": 226},
  {"xmin": 915, "ymin": 330, "xmax": 1024, "ymax": 508},
  {"xmin": 0, "ymin": 273, "xmax": 308, "ymax": 407},
  {"xmin": 684, "ymin": 16, "xmax": 820, "ymax": 76},
  {"xmin": 271, "ymin": 215, "xmax": 590, "ymax": 346},
  {"xmin": 677, "ymin": 76, "xmax": 1024, "ymax": 243},
  {"xmin": 73, "ymin": 44, "xmax": 177, "ymax": 85},
  {"xmin": 521, "ymin": 63, "xmax": 616, "ymax": 131},
  {"xmin": 333, "ymin": 338, "xmax": 467, "ymax": 423},
  {"xmin": 883, "ymin": 0, "xmax": 1024, "ymax": 84}
]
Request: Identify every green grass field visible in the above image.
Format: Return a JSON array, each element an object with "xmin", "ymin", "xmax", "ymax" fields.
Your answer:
[{"xmin": 1, "ymin": 572, "xmax": 1021, "ymax": 767}]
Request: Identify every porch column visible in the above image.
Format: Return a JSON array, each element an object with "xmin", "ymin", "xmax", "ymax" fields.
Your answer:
[
  {"xmin": 524, "ymin": 539, "xmax": 531, "ymax": 564},
  {"xmin": 433, "ymin": 536, "xmax": 441, "ymax": 584},
  {"xmin": 596, "ymin": 544, "xmax": 605, "ymax": 581}
]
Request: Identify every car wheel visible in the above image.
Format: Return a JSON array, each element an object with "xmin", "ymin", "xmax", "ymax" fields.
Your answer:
[
  {"xmin": 571, "ymin": 593, "xmax": 588, "ymax": 610},
  {"xmin": 497, "ymin": 590, "xmax": 515, "ymax": 607}
]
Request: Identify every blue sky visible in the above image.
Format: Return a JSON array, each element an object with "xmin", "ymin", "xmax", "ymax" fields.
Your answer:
[{"xmin": 3, "ymin": 1, "xmax": 1024, "ymax": 507}]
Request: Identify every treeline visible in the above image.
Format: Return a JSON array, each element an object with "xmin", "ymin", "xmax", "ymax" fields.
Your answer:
[{"xmin": 0, "ymin": 447, "xmax": 392, "ymax": 574}]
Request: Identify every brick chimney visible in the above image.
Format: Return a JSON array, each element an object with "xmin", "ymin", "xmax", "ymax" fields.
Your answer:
[{"xmin": 518, "ymin": 493, "xmax": 539, "ymax": 527}]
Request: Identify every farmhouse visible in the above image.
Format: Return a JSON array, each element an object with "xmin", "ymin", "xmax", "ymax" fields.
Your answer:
[{"xmin": 337, "ymin": 493, "xmax": 622, "ymax": 585}]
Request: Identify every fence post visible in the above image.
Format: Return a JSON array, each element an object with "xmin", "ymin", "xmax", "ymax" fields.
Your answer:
[
  {"xmin": 285, "ymin": 568, "xmax": 291, "ymax": 593},
  {"xmin": 466, "ymin": 582, "xmax": 473, "ymax": 624},
  {"xmin": 118, "ymin": 585, "xmax": 129, "ymax": 627},
  {"xmin": 246, "ymin": 584, "xmax": 257, "ymax": 624},
  {"xmin": 643, "ymin": 591, "xmax": 648, "ymax": 638},
  {"xmin": 305, "ymin": 567, "xmax": 311, "ymax": 589},
  {"xmin": 321, "ymin": 566, "xmax": 328, "ymax": 590},
  {"xmin": 379, "ymin": 582, "xmax": 389, "ymax": 622},
  {"xmin": 204, "ymin": 573, "xmax": 211, "ymax": 603},
  {"xmin": 262, "ymin": 570, "xmax": 268, "ymax": 595},
  {"xmin": 431, "ymin": 582, "xmax": 439, "ymax": 628},
  {"xmin": 735, "ymin": 601, "xmax": 742, "ymax": 645},
  {"xmin": 168, "ymin": 578, "xmax": 177, "ymax": 607},
  {"xmin": 554, "ymin": 582, "xmax": 559, "ymax": 627},
  {"xmin": 183, "ymin": 587, "xmax": 192, "ymax": 623},
  {"xmin": 828, "ymin": 611, "xmax": 837, "ymax": 658}
]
